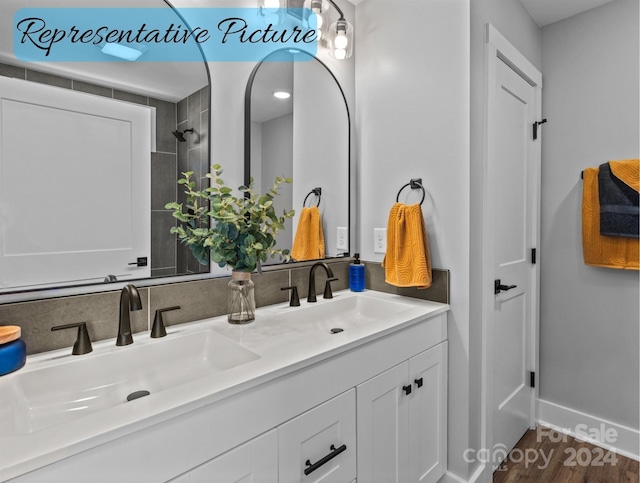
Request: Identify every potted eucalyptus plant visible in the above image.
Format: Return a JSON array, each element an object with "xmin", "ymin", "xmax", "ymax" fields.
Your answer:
[{"xmin": 165, "ymin": 164, "xmax": 294, "ymax": 324}]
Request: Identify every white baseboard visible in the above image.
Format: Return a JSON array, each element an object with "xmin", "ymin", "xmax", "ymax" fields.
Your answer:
[
  {"xmin": 440, "ymin": 471, "xmax": 467, "ymax": 483},
  {"xmin": 538, "ymin": 399, "xmax": 640, "ymax": 461},
  {"xmin": 440, "ymin": 464, "xmax": 488, "ymax": 483}
]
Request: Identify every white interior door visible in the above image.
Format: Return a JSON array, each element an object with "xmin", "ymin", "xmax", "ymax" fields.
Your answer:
[
  {"xmin": 491, "ymin": 57, "xmax": 535, "ymax": 461},
  {"xmin": 0, "ymin": 77, "xmax": 151, "ymax": 290},
  {"xmin": 483, "ymin": 24, "xmax": 542, "ymax": 474}
]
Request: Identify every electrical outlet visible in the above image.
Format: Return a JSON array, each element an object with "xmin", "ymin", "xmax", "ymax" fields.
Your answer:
[
  {"xmin": 374, "ymin": 228, "xmax": 387, "ymax": 254},
  {"xmin": 336, "ymin": 227, "xmax": 348, "ymax": 251}
]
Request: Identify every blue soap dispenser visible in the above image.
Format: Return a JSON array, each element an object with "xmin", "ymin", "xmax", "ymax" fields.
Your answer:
[{"xmin": 349, "ymin": 253, "xmax": 365, "ymax": 292}]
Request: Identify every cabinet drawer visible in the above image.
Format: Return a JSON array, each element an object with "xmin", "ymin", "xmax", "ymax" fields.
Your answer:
[
  {"xmin": 278, "ymin": 389, "xmax": 356, "ymax": 483},
  {"xmin": 189, "ymin": 429, "xmax": 278, "ymax": 483}
]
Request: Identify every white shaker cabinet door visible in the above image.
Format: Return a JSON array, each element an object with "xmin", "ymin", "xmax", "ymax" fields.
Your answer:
[
  {"xmin": 189, "ymin": 429, "xmax": 278, "ymax": 483},
  {"xmin": 357, "ymin": 342, "xmax": 448, "ymax": 483},
  {"xmin": 278, "ymin": 389, "xmax": 356, "ymax": 483},
  {"xmin": 356, "ymin": 361, "xmax": 410, "ymax": 483},
  {"xmin": 408, "ymin": 342, "xmax": 448, "ymax": 483}
]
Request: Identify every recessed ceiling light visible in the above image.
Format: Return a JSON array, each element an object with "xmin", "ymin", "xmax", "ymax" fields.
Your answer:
[
  {"xmin": 101, "ymin": 43, "xmax": 148, "ymax": 62},
  {"xmin": 273, "ymin": 91, "xmax": 291, "ymax": 99}
]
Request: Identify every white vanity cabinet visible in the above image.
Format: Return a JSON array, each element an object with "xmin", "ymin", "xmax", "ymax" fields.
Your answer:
[
  {"xmin": 357, "ymin": 342, "xmax": 448, "ymax": 483},
  {"xmin": 168, "ymin": 391, "xmax": 356, "ymax": 483},
  {"xmin": 279, "ymin": 389, "xmax": 356, "ymax": 482},
  {"xmin": 6, "ymin": 299, "xmax": 447, "ymax": 483},
  {"xmin": 185, "ymin": 430, "xmax": 278, "ymax": 483}
]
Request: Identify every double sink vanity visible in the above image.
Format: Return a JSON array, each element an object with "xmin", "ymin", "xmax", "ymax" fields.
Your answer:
[{"xmin": 0, "ymin": 289, "xmax": 448, "ymax": 483}]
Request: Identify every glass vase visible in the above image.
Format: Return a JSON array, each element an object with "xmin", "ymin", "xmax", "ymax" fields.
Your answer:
[{"xmin": 227, "ymin": 271, "xmax": 255, "ymax": 324}]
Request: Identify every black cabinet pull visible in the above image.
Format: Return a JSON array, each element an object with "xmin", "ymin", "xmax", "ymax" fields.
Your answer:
[
  {"xmin": 414, "ymin": 377, "xmax": 423, "ymax": 388},
  {"xmin": 304, "ymin": 444, "xmax": 347, "ymax": 475},
  {"xmin": 403, "ymin": 384, "xmax": 412, "ymax": 395}
]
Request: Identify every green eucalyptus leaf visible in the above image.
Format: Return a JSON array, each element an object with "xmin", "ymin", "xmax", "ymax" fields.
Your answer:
[{"xmin": 167, "ymin": 165, "xmax": 293, "ymax": 271}]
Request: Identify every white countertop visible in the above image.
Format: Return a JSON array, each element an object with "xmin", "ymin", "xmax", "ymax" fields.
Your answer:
[{"xmin": 0, "ymin": 290, "xmax": 448, "ymax": 481}]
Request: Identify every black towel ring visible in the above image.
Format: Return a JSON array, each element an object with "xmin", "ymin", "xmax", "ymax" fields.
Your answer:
[
  {"xmin": 303, "ymin": 187, "xmax": 322, "ymax": 207},
  {"xmin": 396, "ymin": 178, "xmax": 426, "ymax": 205}
]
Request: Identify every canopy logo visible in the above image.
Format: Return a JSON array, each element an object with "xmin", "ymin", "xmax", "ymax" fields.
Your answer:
[{"xmin": 13, "ymin": 8, "xmax": 318, "ymax": 62}]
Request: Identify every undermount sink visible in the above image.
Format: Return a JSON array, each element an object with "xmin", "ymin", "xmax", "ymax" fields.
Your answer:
[
  {"xmin": 5, "ymin": 330, "xmax": 260, "ymax": 435},
  {"xmin": 270, "ymin": 291, "xmax": 416, "ymax": 331}
]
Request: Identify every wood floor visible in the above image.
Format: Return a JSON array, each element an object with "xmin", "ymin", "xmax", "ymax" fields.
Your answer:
[{"xmin": 494, "ymin": 427, "xmax": 639, "ymax": 482}]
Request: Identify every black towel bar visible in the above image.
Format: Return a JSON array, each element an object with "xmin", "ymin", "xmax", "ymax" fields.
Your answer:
[
  {"xmin": 396, "ymin": 178, "xmax": 426, "ymax": 205},
  {"xmin": 303, "ymin": 187, "xmax": 321, "ymax": 207}
]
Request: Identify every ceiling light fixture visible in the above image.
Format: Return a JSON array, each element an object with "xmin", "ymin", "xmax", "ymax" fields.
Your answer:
[
  {"xmin": 100, "ymin": 43, "xmax": 148, "ymax": 62},
  {"xmin": 258, "ymin": 0, "xmax": 353, "ymax": 60},
  {"xmin": 308, "ymin": 0, "xmax": 353, "ymax": 59},
  {"xmin": 273, "ymin": 91, "xmax": 291, "ymax": 99}
]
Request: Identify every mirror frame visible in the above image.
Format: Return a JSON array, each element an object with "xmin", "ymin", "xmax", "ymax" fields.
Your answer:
[
  {"xmin": 243, "ymin": 48, "xmax": 352, "ymax": 266},
  {"xmin": 0, "ymin": 0, "xmax": 215, "ymax": 304}
]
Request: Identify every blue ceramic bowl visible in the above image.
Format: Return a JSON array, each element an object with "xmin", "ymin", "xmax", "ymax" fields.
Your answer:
[{"xmin": 0, "ymin": 339, "xmax": 26, "ymax": 376}]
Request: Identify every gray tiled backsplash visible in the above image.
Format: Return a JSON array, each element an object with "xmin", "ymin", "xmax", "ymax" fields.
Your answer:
[
  {"xmin": 113, "ymin": 89, "xmax": 148, "ymax": 105},
  {"xmin": 25, "ymin": 69, "xmax": 72, "ymax": 89},
  {"xmin": 149, "ymin": 97, "xmax": 177, "ymax": 155},
  {"xmin": 0, "ymin": 260, "xmax": 449, "ymax": 356},
  {"xmin": 72, "ymin": 80, "xmax": 112, "ymax": 98},
  {"xmin": 151, "ymin": 211, "xmax": 177, "ymax": 270},
  {"xmin": 364, "ymin": 262, "xmax": 449, "ymax": 304},
  {"xmin": 151, "ymin": 152, "xmax": 178, "ymax": 211},
  {"xmin": 0, "ymin": 62, "xmax": 26, "ymax": 79},
  {"xmin": 0, "ymin": 289, "xmax": 148, "ymax": 356}
]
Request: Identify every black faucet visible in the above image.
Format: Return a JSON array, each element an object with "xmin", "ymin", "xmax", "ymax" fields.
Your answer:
[
  {"xmin": 116, "ymin": 284, "xmax": 143, "ymax": 346},
  {"xmin": 307, "ymin": 262, "xmax": 335, "ymax": 303}
]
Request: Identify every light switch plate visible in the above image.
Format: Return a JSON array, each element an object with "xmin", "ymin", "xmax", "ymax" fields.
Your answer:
[
  {"xmin": 374, "ymin": 228, "xmax": 386, "ymax": 254},
  {"xmin": 336, "ymin": 227, "xmax": 348, "ymax": 251}
]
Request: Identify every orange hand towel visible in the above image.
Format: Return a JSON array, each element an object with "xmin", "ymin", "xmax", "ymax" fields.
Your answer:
[
  {"xmin": 582, "ymin": 167, "xmax": 639, "ymax": 270},
  {"xmin": 382, "ymin": 203, "xmax": 432, "ymax": 288},
  {"xmin": 609, "ymin": 159, "xmax": 639, "ymax": 192},
  {"xmin": 291, "ymin": 206, "xmax": 325, "ymax": 262}
]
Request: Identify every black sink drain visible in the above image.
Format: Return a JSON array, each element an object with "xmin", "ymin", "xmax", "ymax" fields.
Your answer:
[{"xmin": 127, "ymin": 390, "xmax": 150, "ymax": 402}]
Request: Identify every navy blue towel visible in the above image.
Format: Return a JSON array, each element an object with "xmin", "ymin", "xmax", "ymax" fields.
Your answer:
[{"xmin": 598, "ymin": 162, "xmax": 639, "ymax": 238}]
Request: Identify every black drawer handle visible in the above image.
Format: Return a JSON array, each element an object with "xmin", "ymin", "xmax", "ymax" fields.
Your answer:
[
  {"xmin": 403, "ymin": 384, "xmax": 412, "ymax": 395},
  {"xmin": 304, "ymin": 444, "xmax": 347, "ymax": 475},
  {"xmin": 414, "ymin": 377, "xmax": 423, "ymax": 388}
]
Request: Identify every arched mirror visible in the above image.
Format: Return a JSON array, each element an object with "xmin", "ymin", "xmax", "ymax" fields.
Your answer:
[
  {"xmin": 245, "ymin": 49, "xmax": 350, "ymax": 265},
  {"xmin": 0, "ymin": 0, "xmax": 210, "ymax": 295}
]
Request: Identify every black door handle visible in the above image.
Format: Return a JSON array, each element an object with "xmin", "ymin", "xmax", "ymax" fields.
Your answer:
[
  {"xmin": 403, "ymin": 384, "xmax": 412, "ymax": 396},
  {"xmin": 128, "ymin": 257, "xmax": 148, "ymax": 267},
  {"xmin": 494, "ymin": 279, "xmax": 517, "ymax": 294},
  {"xmin": 414, "ymin": 377, "xmax": 423, "ymax": 388}
]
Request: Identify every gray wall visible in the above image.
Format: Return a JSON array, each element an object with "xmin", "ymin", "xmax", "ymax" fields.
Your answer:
[
  {"xmin": 540, "ymin": 0, "xmax": 639, "ymax": 429},
  {"xmin": 261, "ymin": 113, "xmax": 294, "ymax": 253},
  {"xmin": 355, "ymin": 0, "xmax": 470, "ymax": 478},
  {"xmin": 469, "ymin": 0, "xmax": 542, "ymax": 474}
]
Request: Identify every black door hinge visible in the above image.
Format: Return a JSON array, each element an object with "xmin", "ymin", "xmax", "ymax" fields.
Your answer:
[
  {"xmin": 533, "ymin": 119, "xmax": 547, "ymax": 140},
  {"xmin": 530, "ymin": 371, "xmax": 536, "ymax": 388},
  {"xmin": 531, "ymin": 248, "xmax": 537, "ymax": 264}
]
